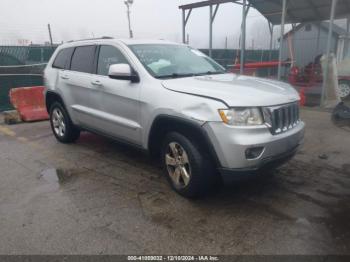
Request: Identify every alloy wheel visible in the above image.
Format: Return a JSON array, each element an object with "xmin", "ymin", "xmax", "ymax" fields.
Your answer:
[
  {"xmin": 52, "ymin": 108, "xmax": 66, "ymax": 137},
  {"xmin": 338, "ymin": 82, "xmax": 350, "ymax": 98},
  {"xmin": 165, "ymin": 142, "xmax": 192, "ymax": 189}
]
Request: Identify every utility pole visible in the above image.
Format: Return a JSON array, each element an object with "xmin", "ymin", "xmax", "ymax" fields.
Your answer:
[
  {"xmin": 47, "ymin": 23, "xmax": 53, "ymax": 46},
  {"xmin": 124, "ymin": 0, "xmax": 134, "ymax": 38}
]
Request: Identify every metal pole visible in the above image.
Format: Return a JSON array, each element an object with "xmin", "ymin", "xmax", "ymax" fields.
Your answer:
[
  {"xmin": 321, "ymin": 0, "xmax": 337, "ymax": 106},
  {"xmin": 47, "ymin": 24, "xmax": 53, "ymax": 47},
  {"xmin": 345, "ymin": 17, "xmax": 350, "ymax": 60},
  {"xmin": 240, "ymin": 0, "xmax": 247, "ymax": 74},
  {"xmin": 268, "ymin": 23, "xmax": 274, "ymax": 76},
  {"xmin": 278, "ymin": 0, "xmax": 287, "ymax": 80},
  {"xmin": 41, "ymin": 48, "xmax": 44, "ymax": 63},
  {"xmin": 182, "ymin": 9, "xmax": 186, "ymax": 44},
  {"xmin": 209, "ymin": 5, "xmax": 213, "ymax": 58},
  {"xmin": 125, "ymin": 3, "xmax": 133, "ymax": 38},
  {"xmin": 269, "ymin": 24, "xmax": 274, "ymax": 57}
]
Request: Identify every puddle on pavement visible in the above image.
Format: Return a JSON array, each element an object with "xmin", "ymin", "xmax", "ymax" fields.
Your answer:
[{"xmin": 39, "ymin": 168, "xmax": 76, "ymax": 185}]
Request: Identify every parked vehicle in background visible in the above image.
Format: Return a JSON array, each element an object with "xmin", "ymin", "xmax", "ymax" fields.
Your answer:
[
  {"xmin": 336, "ymin": 60, "xmax": 350, "ymax": 99},
  {"xmin": 44, "ymin": 38, "xmax": 305, "ymax": 198}
]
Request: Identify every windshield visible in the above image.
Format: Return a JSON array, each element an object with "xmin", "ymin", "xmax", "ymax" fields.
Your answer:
[{"xmin": 128, "ymin": 44, "xmax": 226, "ymax": 79}]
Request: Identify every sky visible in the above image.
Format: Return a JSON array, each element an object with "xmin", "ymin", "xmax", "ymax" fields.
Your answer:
[{"xmin": 0, "ymin": 0, "xmax": 283, "ymax": 49}]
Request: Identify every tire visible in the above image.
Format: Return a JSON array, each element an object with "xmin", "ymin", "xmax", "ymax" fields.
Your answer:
[
  {"xmin": 49, "ymin": 102, "xmax": 80, "ymax": 143},
  {"xmin": 161, "ymin": 132, "xmax": 217, "ymax": 198},
  {"xmin": 332, "ymin": 102, "xmax": 350, "ymax": 128}
]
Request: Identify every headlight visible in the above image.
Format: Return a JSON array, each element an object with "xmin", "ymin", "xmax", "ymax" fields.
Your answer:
[{"xmin": 218, "ymin": 108, "xmax": 263, "ymax": 126}]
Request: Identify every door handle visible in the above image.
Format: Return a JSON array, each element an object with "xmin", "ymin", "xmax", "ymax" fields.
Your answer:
[
  {"xmin": 61, "ymin": 75, "xmax": 69, "ymax": 80},
  {"xmin": 91, "ymin": 80, "xmax": 103, "ymax": 87}
]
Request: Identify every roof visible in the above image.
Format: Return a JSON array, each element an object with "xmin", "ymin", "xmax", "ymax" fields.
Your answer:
[
  {"xmin": 178, "ymin": 0, "xmax": 350, "ymax": 25},
  {"xmin": 179, "ymin": 0, "xmax": 238, "ymax": 10},
  {"xmin": 282, "ymin": 21, "xmax": 348, "ymax": 39},
  {"xmin": 249, "ymin": 0, "xmax": 350, "ymax": 25},
  {"xmin": 119, "ymin": 39, "xmax": 182, "ymax": 45},
  {"xmin": 321, "ymin": 22, "xmax": 348, "ymax": 35},
  {"xmin": 61, "ymin": 38, "xmax": 181, "ymax": 48}
]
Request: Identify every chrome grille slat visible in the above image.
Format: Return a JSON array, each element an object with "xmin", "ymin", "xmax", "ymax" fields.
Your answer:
[
  {"xmin": 291, "ymin": 104, "xmax": 295, "ymax": 126},
  {"xmin": 283, "ymin": 107, "xmax": 288, "ymax": 131},
  {"xmin": 264, "ymin": 102, "xmax": 300, "ymax": 135},
  {"xmin": 287, "ymin": 105, "xmax": 292, "ymax": 128},
  {"xmin": 278, "ymin": 109, "xmax": 283, "ymax": 132}
]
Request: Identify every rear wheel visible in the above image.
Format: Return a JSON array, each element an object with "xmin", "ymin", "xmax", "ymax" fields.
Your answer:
[
  {"xmin": 49, "ymin": 102, "xmax": 80, "ymax": 143},
  {"xmin": 161, "ymin": 132, "xmax": 217, "ymax": 198},
  {"xmin": 338, "ymin": 80, "xmax": 350, "ymax": 99}
]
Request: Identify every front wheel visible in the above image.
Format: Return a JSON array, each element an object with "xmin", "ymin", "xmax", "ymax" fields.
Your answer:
[
  {"xmin": 161, "ymin": 132, "xmax": 217, "ymax": 198},
  {"xmin": 49, "ymin": 102, "xmax": 80, "ymax": 143}
]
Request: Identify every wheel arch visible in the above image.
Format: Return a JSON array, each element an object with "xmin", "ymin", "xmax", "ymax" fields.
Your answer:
[
  {"xmin": 45, "ymin": 91, "xmax": 66, "ymax": 113},
  {"xmin": 147, "ymin": 115, "xmax": 220, "ymax": 167}
]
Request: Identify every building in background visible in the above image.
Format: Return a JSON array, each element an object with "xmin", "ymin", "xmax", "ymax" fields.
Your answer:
[{"xmin": 280, "ymin": 22, "xmax": 347, "ymax": 68}]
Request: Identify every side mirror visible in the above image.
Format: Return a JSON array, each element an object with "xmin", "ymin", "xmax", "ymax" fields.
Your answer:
[{"xmin": 108, "ymin": 64, "xmax": 140, "ymax": 83}]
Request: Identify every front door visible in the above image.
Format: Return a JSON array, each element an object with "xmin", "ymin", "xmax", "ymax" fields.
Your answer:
[{"xmin": 90, "ymin": 45, "xmax": 141, "ymax": 145}]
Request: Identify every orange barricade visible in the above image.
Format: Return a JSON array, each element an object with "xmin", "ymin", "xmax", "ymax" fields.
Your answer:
[{"xmin": 9, "ymin": 86, "xmax": 49, "ymax": 122}]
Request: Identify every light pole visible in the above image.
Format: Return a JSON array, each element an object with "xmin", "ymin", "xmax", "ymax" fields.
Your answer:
[{"xmin": 124, "ymin": 0, "xmax": 134, "ymax": 38}]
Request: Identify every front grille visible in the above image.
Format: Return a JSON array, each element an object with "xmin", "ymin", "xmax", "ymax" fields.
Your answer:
[{"xmin": 263, "ymin": 102, "xmax": 300, "ymax": 135}]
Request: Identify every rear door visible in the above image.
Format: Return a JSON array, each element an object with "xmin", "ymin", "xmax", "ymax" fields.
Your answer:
[
  {"xmin": 51, "ymin": 47, "xmax": 74, "ymax": 96},
  {"xmin": 90, "ymin": 44, "xmax": 141, "ymax": 144},
  {"xmin": 64, "ymin": 45, "xmax": 99, "ymax": 126}
]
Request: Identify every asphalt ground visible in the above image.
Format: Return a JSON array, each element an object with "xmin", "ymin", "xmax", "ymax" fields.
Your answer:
[{"xmin": 0, "ymin": 108, "xmax": 349, "ymax": 255}]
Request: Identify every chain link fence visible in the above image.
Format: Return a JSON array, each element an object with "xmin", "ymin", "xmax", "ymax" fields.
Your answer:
[
  {"xmin": 200, "ymin": 49, "xmax": 279, "ymax": 70},
  {"xmin": 0, "ymin": 46, "xmax": 278, "ymax": 112},
  {"xmin": 0, "ymin": 46, "xmax": 56, "ymax": 111}
]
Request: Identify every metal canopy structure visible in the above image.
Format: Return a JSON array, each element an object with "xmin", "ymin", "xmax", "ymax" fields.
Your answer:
[
  {"xmin": 179, "ymin": 0, "xmax": 249, "ymax": 74},
  {"xmin": 249, "ymin": 0, "xmax": 350, "ymax": 25},
  {"xmin": 179, "ymin": 0, "xmax": 239, "ymax": 10},
  {"xmin": 179, "ymin": 0, "xmax": 350, "ymax": 106}
]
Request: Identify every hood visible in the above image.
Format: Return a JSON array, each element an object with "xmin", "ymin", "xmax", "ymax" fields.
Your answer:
[{"xmin": 161, "ymin": 73, "xmax": 300, "ymax": 107}]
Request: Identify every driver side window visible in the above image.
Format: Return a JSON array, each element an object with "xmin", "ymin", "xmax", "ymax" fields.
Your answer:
[{"xmin": 97, "ymin": 45, "xmax": 128, "ymax": 76}]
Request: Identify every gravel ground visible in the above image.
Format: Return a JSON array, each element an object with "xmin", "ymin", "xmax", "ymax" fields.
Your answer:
[{"xmin": 0, "ymin": 108, "xmax": 349, "ymax": 255}]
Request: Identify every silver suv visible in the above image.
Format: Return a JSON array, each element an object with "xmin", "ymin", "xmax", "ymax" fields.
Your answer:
[{"xmin": 44, "ymin": 38, "xmax": 305, "ymax": 198}]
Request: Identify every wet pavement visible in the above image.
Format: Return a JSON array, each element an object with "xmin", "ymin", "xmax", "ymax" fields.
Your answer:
[{"xmin": 0, "ymin": 108, "xmax": 349, "ymax": 254}]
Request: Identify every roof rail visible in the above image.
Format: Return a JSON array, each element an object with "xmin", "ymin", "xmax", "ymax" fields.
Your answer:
[{"xmin": 67, "ymin": 36, "xmax": 114, "ymax": 43}]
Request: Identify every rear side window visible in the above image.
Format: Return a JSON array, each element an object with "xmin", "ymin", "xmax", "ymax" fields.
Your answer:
[
  {"xmin": 70, "ymin": 46, "xmax": 96, "ymax": 73},
  {"xmin": 97, "ymin": 45, "xmax": 128, "ymax": 76},
  {"xmin": 52, "ymin": 48, "xmax": 74, "ymax": 69}
]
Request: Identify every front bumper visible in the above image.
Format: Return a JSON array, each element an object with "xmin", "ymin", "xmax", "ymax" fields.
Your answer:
[{"xmin": 203, "ymin": 121, "xmax": 305, "ymax": 177}]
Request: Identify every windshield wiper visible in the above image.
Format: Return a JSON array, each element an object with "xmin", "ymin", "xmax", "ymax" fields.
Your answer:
[
  {"xmin": 194, "ymin": 71, "xmax": 225, "ymax": 76},
  {"xmin": 157, "ymin": 73, "xmax": 195, "ymax": 79},
  {"xmin": 157, "ymin": 71, "xmax": 225, "ymax": 79}
]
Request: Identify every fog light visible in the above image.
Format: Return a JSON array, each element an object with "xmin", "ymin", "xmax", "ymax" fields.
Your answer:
[{"xmin": 245, "ymin": 147, "xmax": 264, "ymax": 160}]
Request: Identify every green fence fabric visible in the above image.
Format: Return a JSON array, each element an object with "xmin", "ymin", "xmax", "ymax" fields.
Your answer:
[
  {"xmin": 0, "ymin": 46, "xmax": 56, "ymax": 111},
  {"xmin": 200, "ymin": 49, "xmax": 279, "ymax": 68},
  {"xmin": 0, "ymin": 46, "xmax": 56, "ymax": 65}
]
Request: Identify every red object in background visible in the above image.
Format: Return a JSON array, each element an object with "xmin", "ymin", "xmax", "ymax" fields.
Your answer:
[
  {"xmin": 9, "ymin": 86, "xmax": 49, "ymax": 122},
  {"xmin": 288, "ymin": 66, "xmax": 299, "ymax": 86},
  {"xmin": 231, "ymin": 61, "xmax": 290, "ymax": 70},
  {"xmin": 299, "ymin": 86, "xmax": 306, "ymax": 106},
  {"xmin": 231, "ymin": 61, "xmax": 292, "ymax": 76}
]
